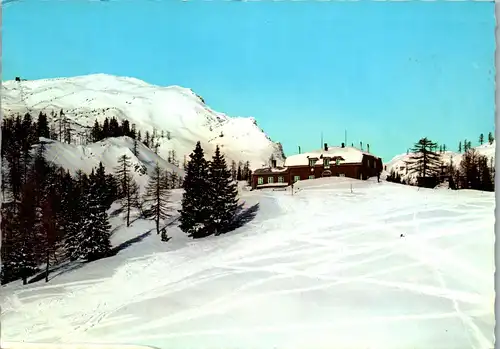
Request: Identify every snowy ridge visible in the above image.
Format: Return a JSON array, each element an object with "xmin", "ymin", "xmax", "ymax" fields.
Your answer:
[
  {"xmin": 40, "ymin": 136, "xmax": 183, "ymax": 190},
  {"xmin": 2, "ymin": 74, "xmax": 285, "ymax": 170},
  {"xmin": 384, "ymin": 141, "xmax": 496, "ymax": 183}
]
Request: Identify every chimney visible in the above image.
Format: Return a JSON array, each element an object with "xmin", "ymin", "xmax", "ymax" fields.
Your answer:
[
  {"xmin": 341, "ymin": 142, "xmax": 345, "ymax": 148},
  {"xmin": 324, "ymin": 143, "xmax": 328, "ymax": 151},
  {"xmin": 367, "ymin": 144, "xmax": 370, "ymax": 153},
  {"xmin": 298, "ymin": 146, "xmax": 301, "ymax": 154}
]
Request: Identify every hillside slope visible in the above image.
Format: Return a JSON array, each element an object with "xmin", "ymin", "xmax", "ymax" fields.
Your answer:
[
  {"xmin": 2, "ymin": 74, "xmax": 285, "ymax": 170},
  {"xmin": 39, "ymin": 136, "xmax": 184, "ymax": 190},
  {"xmin": 384, "ymin": 141, "xmax": 495, "ymax": 183}
]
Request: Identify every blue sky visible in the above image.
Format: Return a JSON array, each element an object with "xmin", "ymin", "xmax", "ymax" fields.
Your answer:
[{"xmin": 3, "ymin": 0, "xmax": 495, "ymax": 161}]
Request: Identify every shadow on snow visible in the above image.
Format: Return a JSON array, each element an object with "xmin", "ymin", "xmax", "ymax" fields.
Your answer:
[
  {"xmin": 26, "ymin": 205, "xmax": 257, "ymax": 285},
  {"xmin": 227, "ymin": 202, "xmax": 260, "ymax": 232}
]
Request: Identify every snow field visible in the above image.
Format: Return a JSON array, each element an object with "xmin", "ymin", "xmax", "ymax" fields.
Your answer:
[{"xmin": 0, "ymin": 178, "xmax": 494, "ymax": 349}]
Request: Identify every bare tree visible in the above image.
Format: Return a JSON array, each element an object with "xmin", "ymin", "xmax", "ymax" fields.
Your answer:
[{"xmin": 143, "ymin": 163, "xmax": 172, "ymax": 234}]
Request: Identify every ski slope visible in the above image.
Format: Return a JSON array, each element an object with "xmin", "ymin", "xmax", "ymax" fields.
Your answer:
[
  {"xmin": 1, "ymin": 178, "xmax": 494, "ymax": 349},
  {"xmin": 1, "ymin": 74, "xmax": 285, "ymax": 170}
]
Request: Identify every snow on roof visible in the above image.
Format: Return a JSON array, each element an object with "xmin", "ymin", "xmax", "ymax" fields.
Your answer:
[
  {"xmin": 285, "ymin": 146, "xmax": 378, "ymax": 167},
  {"xmin": 253, "ymin": 166, "xmax": 288, "ymax": 174}
]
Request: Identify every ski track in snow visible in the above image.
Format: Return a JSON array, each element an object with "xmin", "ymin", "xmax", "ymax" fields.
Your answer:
[{"xmin": 1, "ymin": 179, "xmax": 494, "ymax": 349}]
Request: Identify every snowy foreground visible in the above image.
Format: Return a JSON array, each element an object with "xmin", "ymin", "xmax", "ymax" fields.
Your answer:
[{"xmin": 1, "ymin": 178, "xmax": 495, "ymax": 349}]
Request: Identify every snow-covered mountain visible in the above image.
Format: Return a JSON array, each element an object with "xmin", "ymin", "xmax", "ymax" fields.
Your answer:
[
  {"xmin": 384, "ymin": 141, "xmax": 496, "ymax": 184},
  {"xmin": 39, "ymin": 136, "xmax": 184, "ymax": 190},
  {"xmin": 2, "ymin": 74, "xmax": 285, "ymax": 170}
]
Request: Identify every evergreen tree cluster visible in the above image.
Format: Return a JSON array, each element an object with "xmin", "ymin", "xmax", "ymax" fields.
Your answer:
[
  {"xmin": 15, "ymin": 110, "xmax": 176, "ymax": 156},
  {"xmin": 1, "ymin": 114, "xmax": 118, "ymax": 285},
  {"xmin": 458, "ymin": 132, "xmax": 494, "ymax": 153},
  {"xmin": 388, "ymin": 136, "xmax": 494, "ymax": 192},
  {"xmin": 90, "ymin": 117, "xmax": 137, "ymax": 142},
  {"xmin": 229, "ymin": 160, "xmax": 253, "ymax": 182},
  {"xmin": 179, "ymin": 142, "xmax": 239, "ymax": 239},
  {"xmin": 386, "ymin": 170, "xmax": 408, "ymax": 185},
  {"xmin": 449, "ymin": 149, "xmax": 494, "ymax": 191}
]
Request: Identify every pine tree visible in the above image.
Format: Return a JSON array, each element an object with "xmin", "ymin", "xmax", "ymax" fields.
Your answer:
[
  {"xmin": 236, "ymin": 162, "xmax": 242, "ymax": 181},
  {"xmin": 102, "ymin": 118, "xmax": 110, "ymax": 138},
  {"xmin": 64, "ymin": 119, "xmax": 72, "ymax": 144},
  {"xmin": 179, "ymin": 141, "xmax": 212, "ymax": 238},
  {"xmin": 131, "ymin": 123, "xmax": 137, "ymax": 139},
  {"xmin": 1, "ymin": 204, "xmax": 23, "ymax": 284},
  {"xmin": 56, "ymin": 170, "xmax": 77, "ymax": 259},
  {"xmin": 121, "ymin": 119, "xmax": 131, "ymax": 137},
  {"xmin": 91, "ymin": 119, "xmax": 102, "ymax": 142},
  {"xmin": 488, "ymin": 131, "xmax": 494, "ymax": 145},
  {"xmin": 230, "ymin": 160, "xmax": 237, "ymax": 181},
  {"xmin": 242, "ymin": 161, "xmax": 251, "ymax": 181},
  {"xmin": 407, "ymin": 137, "xmax": 442, "ymax": 178},
  {"xmin": 460, "ymin": 149, "xmax": 481, "ymax": 190},
  {"xmin": 170, "ymin": 150, "xmax": 178, "ymax": 166},
  {"xmin": 478, "ymin": 155, "xmax": 494, "ymax": 191},
  {"xmin": 64, "ymin": 170, "xmax": 90, "ymax": 260},
  {"xmin": 479, "ymin": 133, "xmax": 484, "ymax": 145},
  {"xmin": 18, "ymin": 180, "xmax": 41, "ymax": 284},
  {"xmin": 4, "ymin": 117, "xmax": 23, "ymax": 202},
  {"xmin": 132, "ymin": 137, "xmax": 139, "ymax": 157},
  {"xmin": 77, "ymin": 176, "xmax": 112, "ymax": 261},
  {"xmin": 58, "ymin": 110, "xmax": 64, "ymax": 142},
  {"xmin": 41, "ymin": 192, "xmax": 59, "ymax": 282},
  {"xmin": 143, "ymin": 163, "xmax": 172, "ymax": 235},
  {"xmin": 35, "ymin": 154, "xmax": 61, "ymax": 282},
  {"xmin": 92, "ymin": 162, "xmax": 116, "ymax": 210},
  {"xmin": 207, "ymin": 145, "xmax": 239, "ymax": 235},
  {"xmin": 114, "ymin": 154, "xmax": 139, "ymax": 227},
  {"xmin": 458, "ymin": 141, "xmax": 462, "ymax": 153},
  {"xmin": 36, "ymin": 112, "xmax": 50, "ymax": 139},
  {"xmin": 170, "ymin": 171, "xmax": 179, "ymax": 189},
  {"xmin": 109, "ymin": 117, "xmax": 120, "ymax": 137}
]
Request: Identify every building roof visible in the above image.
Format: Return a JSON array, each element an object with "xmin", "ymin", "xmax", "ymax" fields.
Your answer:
[
  {"xmin": 284, "ymin": 146, "xmax": 380, "ymax": 167},
  {"xmin": 253, "ymin": 166, "xmax": 289, "ymax": 175}
]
